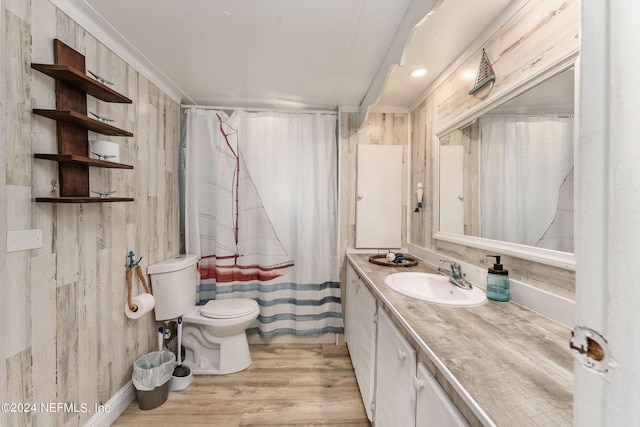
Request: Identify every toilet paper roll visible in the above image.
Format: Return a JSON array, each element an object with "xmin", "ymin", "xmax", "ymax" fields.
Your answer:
[{"xmin": 125, "ymin": 293, "xmax": 156, "ymax": 319}]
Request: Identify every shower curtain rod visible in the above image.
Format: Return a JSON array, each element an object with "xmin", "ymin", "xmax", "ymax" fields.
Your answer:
[{"xmin": 181, "ymin": 104, "xmax": 338, "ymax": 115}]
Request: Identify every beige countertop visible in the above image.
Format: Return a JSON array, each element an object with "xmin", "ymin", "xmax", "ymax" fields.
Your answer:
[{"xmin": 347, "ymin": 253, "xmax": 573, "ymax": 427}]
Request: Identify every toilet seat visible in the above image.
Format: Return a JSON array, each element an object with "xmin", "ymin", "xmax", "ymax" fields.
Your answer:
[{"xmin": 199, "ymin": 299, "xmax": 259, "ymax": 319}]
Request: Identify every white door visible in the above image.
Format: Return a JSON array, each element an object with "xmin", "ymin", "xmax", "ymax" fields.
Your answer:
[
  {"xmin": 575, "ymin": 1, "xmax": 640, "ymax": 425},
  {"xmin": 355, "ymin": 144, "xmax": 403, "ymax": 248}
]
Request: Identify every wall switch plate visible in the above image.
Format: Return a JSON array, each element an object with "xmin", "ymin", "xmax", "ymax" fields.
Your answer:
[{"xmin": 6, "ymin": 229, "xmax": 43, "ymax": 252}]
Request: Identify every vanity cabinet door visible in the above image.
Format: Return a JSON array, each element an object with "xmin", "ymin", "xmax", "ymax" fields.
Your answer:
[
  {"xmin": 345, "ymin": 264, "xmax": 377, "ymax": 421},
  {"xmin": 415, "ymin": 363, "xmax": 469, "ymax": 427},
  {"xmin": 374, "ymin": 309, "xmax": 417, "ymax": 427}
]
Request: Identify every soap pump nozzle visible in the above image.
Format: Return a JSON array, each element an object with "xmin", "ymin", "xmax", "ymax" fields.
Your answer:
[{"xmin": 487, "ymin": 255, "xmax": 507, "ymax": 275}]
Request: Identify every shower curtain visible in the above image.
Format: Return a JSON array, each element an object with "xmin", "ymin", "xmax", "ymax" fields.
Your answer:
[
  {"xmin": 182, "ymin": 107, "xmax": 342, "ymax": 338},
  {"xmin": 480, "ymin": 115, "xmax": 574, "ymax": 249}
]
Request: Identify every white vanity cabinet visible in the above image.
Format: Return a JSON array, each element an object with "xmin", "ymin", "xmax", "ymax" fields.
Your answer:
[
  {"xmin": 345, "ymin": 264, "xmax": 377, "ymax": 421},
  {"xmin": 374, "ymin": 308, "xmax": 417, "ymax": 427},
  {"xmin": 415, "ymin": 363, "xmax": 469, "ymax": 427},
  {"xmin": 345, "ymin": 259, "xmax": 470, "ymax": 426}
]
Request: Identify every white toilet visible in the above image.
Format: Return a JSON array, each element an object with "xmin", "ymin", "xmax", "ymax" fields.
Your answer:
[{"xmin": 148, "ymin": 254, "xmax": 260, "ymax": 375}]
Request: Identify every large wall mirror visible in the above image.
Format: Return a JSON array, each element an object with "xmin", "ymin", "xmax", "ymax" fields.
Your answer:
[{"xmin": 434, "ymin": 60, "xmax": 577, "ymax": 270}]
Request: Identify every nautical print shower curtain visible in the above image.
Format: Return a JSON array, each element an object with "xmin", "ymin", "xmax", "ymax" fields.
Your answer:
[{"xmin": 182, "ymin": 107, "xmax": 342, "ymax": 338}]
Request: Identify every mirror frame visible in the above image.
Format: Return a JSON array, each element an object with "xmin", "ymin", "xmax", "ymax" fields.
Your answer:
[{"xmin": 432, "ymin": 53, "xmax": 578, "ymax": 271}]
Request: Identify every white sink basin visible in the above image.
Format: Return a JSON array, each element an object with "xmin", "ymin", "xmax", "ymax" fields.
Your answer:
[{"xmin": 384, "ymin": 272, "xmax": 487, "ymax": 306}]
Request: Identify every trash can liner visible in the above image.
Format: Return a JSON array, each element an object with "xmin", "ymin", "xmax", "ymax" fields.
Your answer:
[{"xmin": 132, "ymin": 351, "xmax": 176, "ymax": 391}]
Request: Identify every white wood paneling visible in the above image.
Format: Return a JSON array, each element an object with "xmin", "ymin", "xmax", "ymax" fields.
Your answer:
[
  {"xmin": 1, "ymin": 2, "xmax": 180, "ymax": 425},
  {"xmin": 408, "ymin": 0, "xmax": 578, "ymax": 299},
  {"xmin": 338, "ymin": 112, "xmax": 408, "ymax": 271},
  {"xmin": 436, "ymin": 0, "xmax": 579, "ymax": 133}
]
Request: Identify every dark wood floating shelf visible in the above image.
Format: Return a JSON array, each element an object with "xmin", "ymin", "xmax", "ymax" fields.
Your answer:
[
  {"xmin": 33, "ymin": 39, "xmax": 135, "ymax": 204},
  {"xmin": 33, "ymin": 109, "xmax": 133, "ymax": 137},
  {"xmin": 35, "ymin": 197, "xmax": 134, "ymax": 203},
  {"xmin": 31, "ymin": 63, "xmax": 132, "ymax": 103},
  {"xmin": 34, "ymin": 154, "xmax": 133, "ymax": 169}
]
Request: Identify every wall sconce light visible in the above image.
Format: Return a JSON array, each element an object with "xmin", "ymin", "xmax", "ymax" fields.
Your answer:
[{"xmin": 414, "ymin": 182, "xmax": 424, "ymax": 212}]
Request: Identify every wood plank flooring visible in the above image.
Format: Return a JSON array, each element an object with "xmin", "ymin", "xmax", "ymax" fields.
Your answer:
[{"xmin": 113, "ymin": 344, "xmax": 370, "ymax": 427}]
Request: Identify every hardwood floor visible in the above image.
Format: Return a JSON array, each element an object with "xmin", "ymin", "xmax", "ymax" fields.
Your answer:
[{"xmin": 113, "ymin": 344, "xmax": 370, "ymax": 426}]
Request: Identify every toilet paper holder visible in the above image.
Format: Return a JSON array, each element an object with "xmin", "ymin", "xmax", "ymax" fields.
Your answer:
[{"xmin": 126, "ymin": 251, "xmax": 153, "ymax": 314}]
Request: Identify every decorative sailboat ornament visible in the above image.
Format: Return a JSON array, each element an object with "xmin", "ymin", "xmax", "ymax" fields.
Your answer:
[
  {"xmin": 198, "ymin": 114, "xmax": 294, "ymax": 283},
  {"xmin": 468, "ymin": 49, "xmax": 496, "ymax": 98}
]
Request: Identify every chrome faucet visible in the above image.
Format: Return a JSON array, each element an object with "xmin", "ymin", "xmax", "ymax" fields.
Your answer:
[{"xmin": 437, "ymin": 260, "xmax": 473, "ymax": 290}]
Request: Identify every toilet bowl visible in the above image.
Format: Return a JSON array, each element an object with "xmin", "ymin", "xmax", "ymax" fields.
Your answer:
[
  {"xmin": 148, "ymin": 255, "xmax": 260, "ymax": 375},
  {"xmin": 181, "ymin": 299, "xmax": 260, "ymax": 374}
]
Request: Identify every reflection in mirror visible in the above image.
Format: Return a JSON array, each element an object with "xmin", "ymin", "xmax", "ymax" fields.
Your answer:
[{"xmin": 438, "ymin": 67, "xmax": 575, "ymax": 254}]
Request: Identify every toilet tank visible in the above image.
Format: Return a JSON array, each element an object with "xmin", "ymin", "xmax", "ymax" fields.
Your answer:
[{"xmin": 147, "ymin": 254, "xmax": 199, "ymax": 321}]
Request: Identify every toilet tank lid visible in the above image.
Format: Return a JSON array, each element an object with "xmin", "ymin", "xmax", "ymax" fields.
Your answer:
[{"xmin": 147, "ymin": 254, "xmax": 199, "ymax": 275}]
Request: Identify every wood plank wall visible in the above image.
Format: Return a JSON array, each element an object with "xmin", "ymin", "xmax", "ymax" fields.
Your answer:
[
  {"xmin": 338, "ymin": 111, "xmax": 408, "ymax": 299},
  {"xmin": 436, "ymin": 0, "xmax": 579, "ymax": 131},
  {"xmin": 337, "ymin": 0, "xmax": 579, "ymax": 302},
  {"xmin": 1, "ymin": 1, "xmax": 181, "ymax": 425},
  {"xmin": 1, "ymin": 1, "xmax": 581, "ymax": 425},
  {"xmin": 409, "ymin": 0, "xmax": 579, "ymax": 299}
]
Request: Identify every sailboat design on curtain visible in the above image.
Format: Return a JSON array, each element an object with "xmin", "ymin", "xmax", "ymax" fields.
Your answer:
[{"xmin": 198, "ymin": 114, "xmax": 294, "ymax": 283}]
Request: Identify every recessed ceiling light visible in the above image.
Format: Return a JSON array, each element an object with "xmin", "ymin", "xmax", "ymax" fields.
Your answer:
[{"xmin": 410, "ymin": 68, "xmax": 427, "ymax": 78}]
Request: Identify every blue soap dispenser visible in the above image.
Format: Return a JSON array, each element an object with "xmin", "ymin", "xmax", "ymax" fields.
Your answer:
[{"xmin": 486, "ymin": 255, "xmax": 509, "ymax": 302}]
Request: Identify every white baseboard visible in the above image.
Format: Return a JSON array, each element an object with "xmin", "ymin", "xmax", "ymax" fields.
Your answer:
[{"xmin": 83, "ymin": 381, "xmax": 136, "ymax": 427}]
